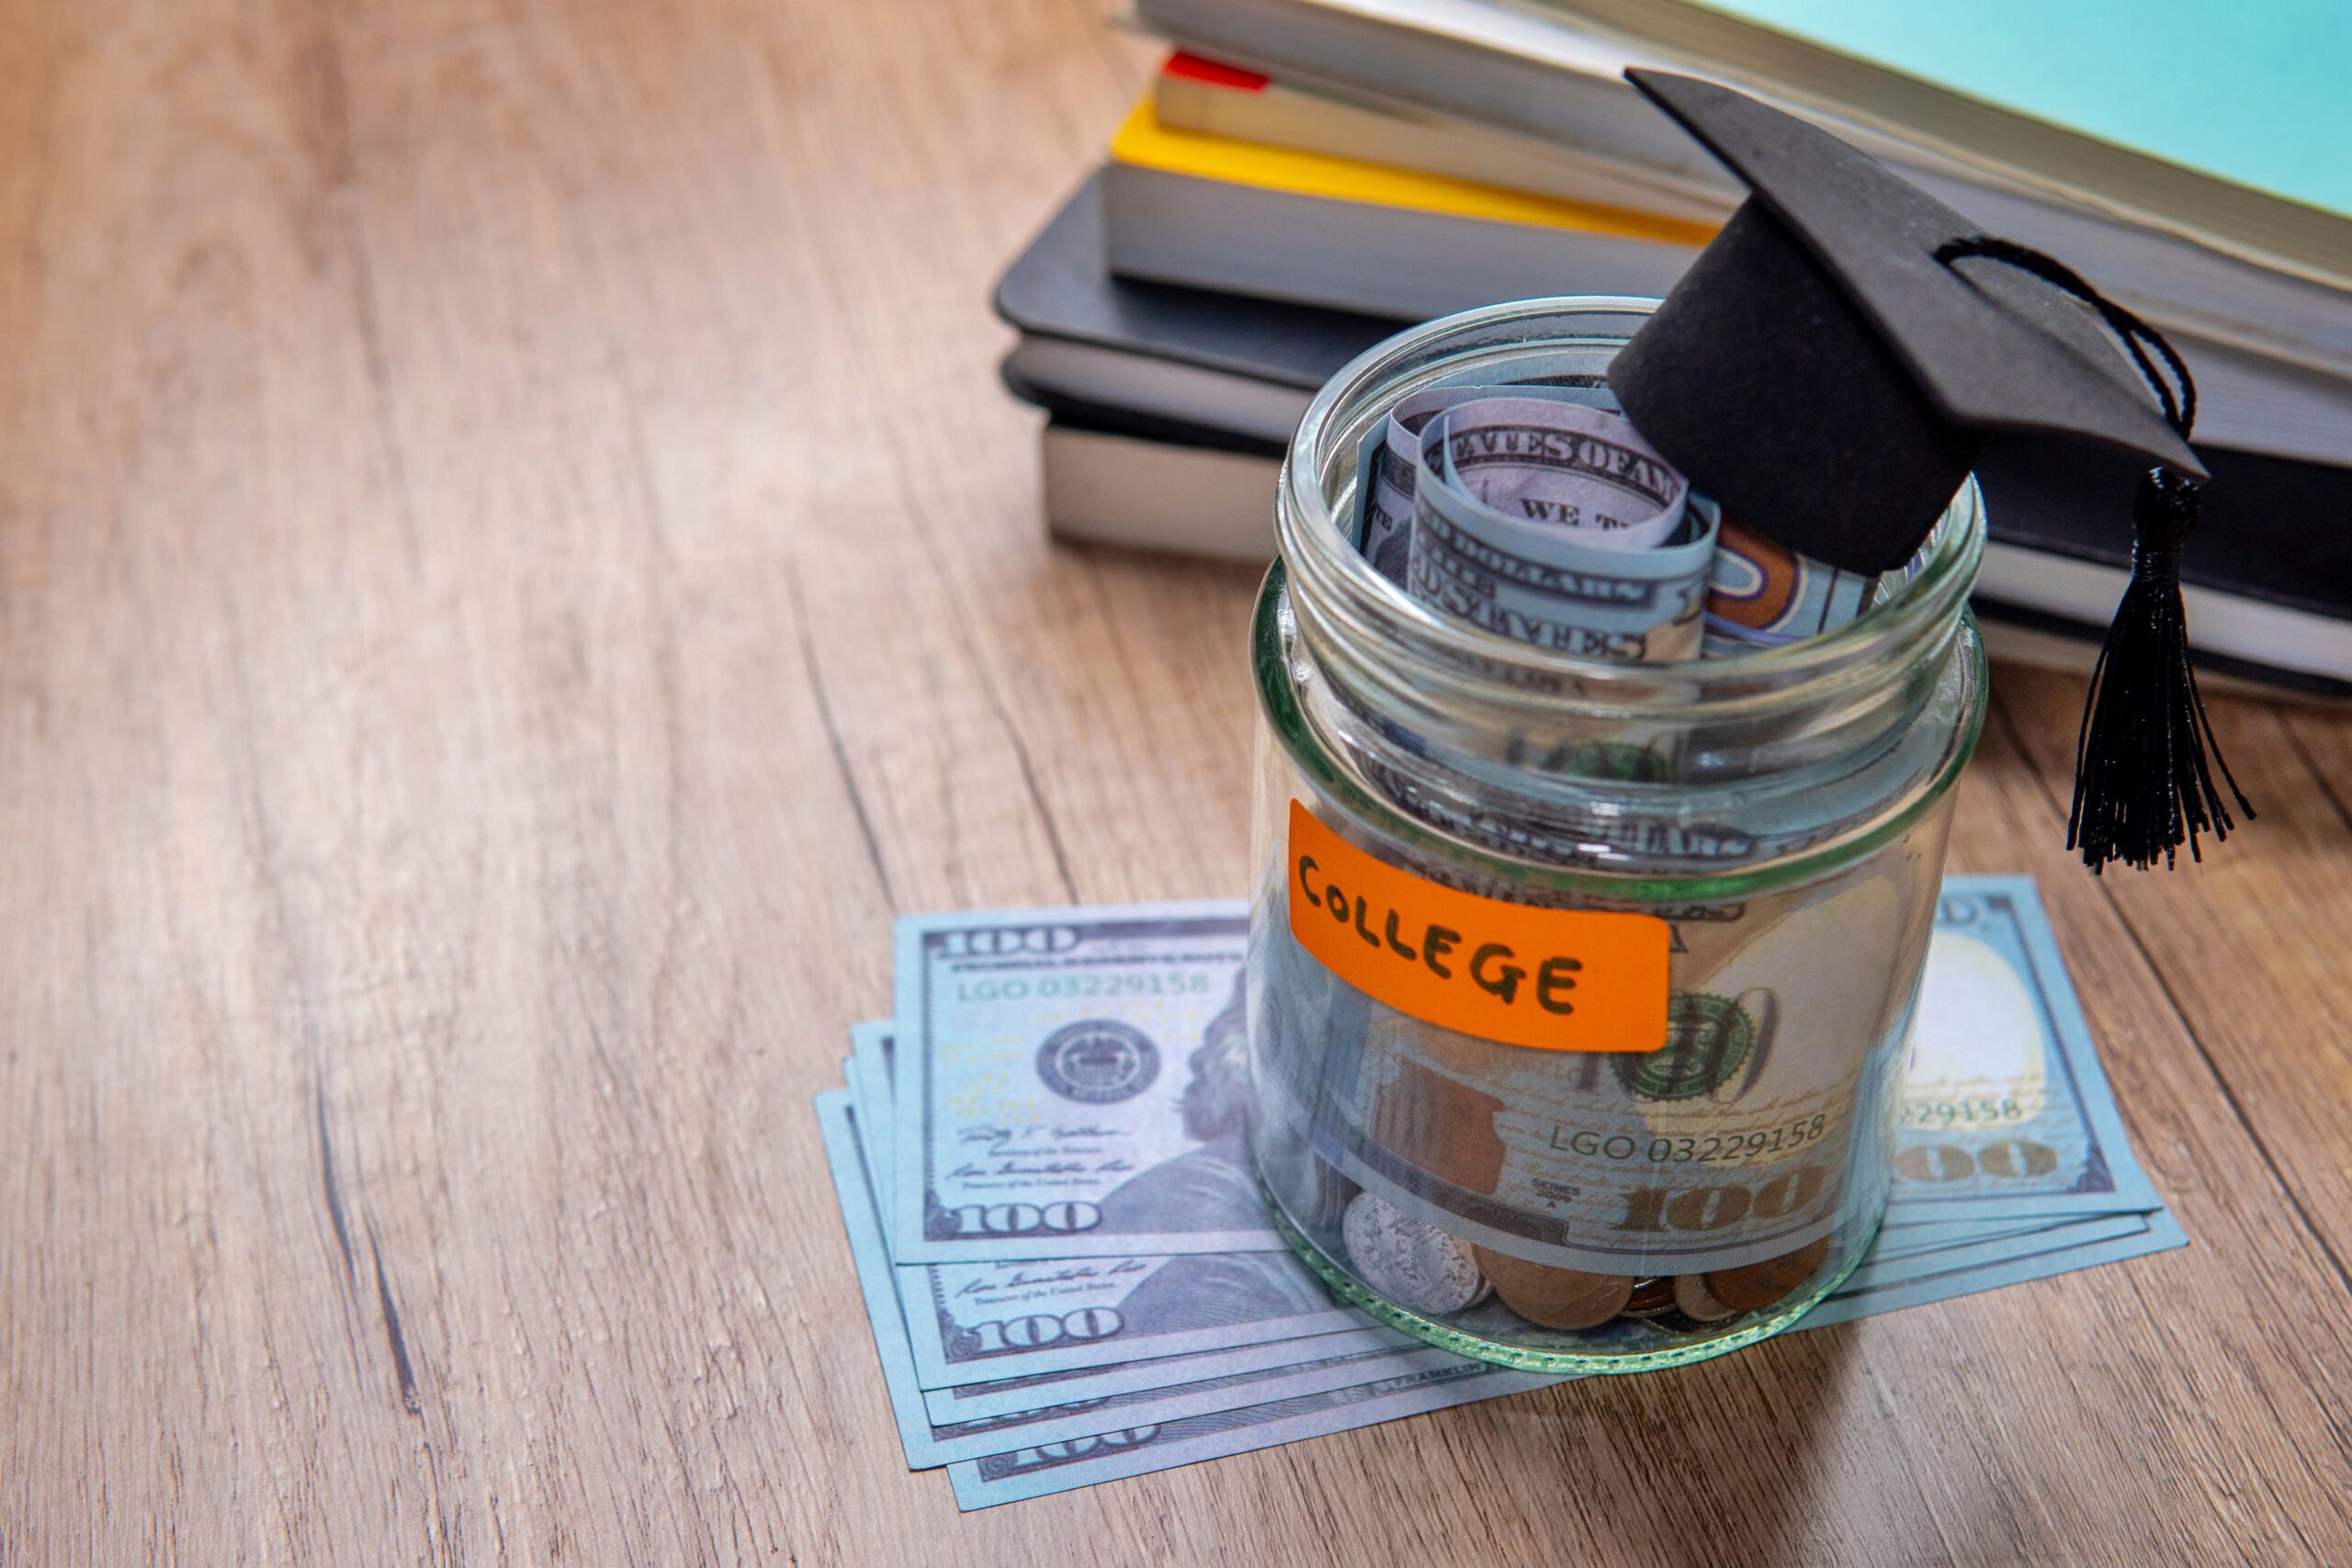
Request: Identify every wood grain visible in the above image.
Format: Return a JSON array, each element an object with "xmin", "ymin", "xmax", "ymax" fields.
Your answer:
[{"xmin": 0, "ymin": 0, "xmax": 2346, "ymax": 1562}]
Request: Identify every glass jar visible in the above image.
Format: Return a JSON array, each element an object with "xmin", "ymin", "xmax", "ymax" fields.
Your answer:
[{"xmin": 1245, "ymin": 298, "xmax": 1987, "ymax": 1373}]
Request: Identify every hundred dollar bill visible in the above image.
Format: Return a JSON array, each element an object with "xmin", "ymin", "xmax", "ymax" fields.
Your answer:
[
  {"xmin": 1144, "ymin": 1198, "xmax": 2172, "ymax": 1362},
  {"xmin": 1859, "ymin": 1212, "xmax": 2143, "ymax": 1277},
  {"xmin": 945, "ymin": 1358, "xmax": 1561, "ymax": 1510},
  {"xmin": 1351, "ymin": 381, "xmax": 1880, "ymax": 661},
  {"xmin": 1419, "ymin": 398, "xmax": 1689, "ymax": 547},
  {"xmin": 868, "ymin": 874, "xmax": 2154, "ymax": 1377},
  {"xmin": 926, "ymin": 1201, "xmax": 2182, "ymax": 1508},
  {"xmin": 1354, "ymin": 383, "xmax": 1623, "ymax": 586},
  {"xmin": 888, "ymin": 1198, "xmax": 1375, "ymax": 1386},
  {"xmin": 848, "ymin": 1027, "xmax": 899, "ymax": 1208},
  {"xmin": 849, "ymin": 1028, "xmax": 1421, "ymax": 1410},
  {"xmin": 819, "ymin": 1090, "xmax": 1466, "ymax": 1464},
  {"xmin": 1255, "ymin": 865, "xmax": 2152, "ymax": 1285},
  {"xmin": 930, "ymin": 1205, "xmax": 2179, "ymax": 1508},
  {"xmin": 925, "ymin": 1206, "xmax": 2179, "ymax": 1508},
  {"xmin": 912, "ymin": 1322, "xmax": 1425, "ymax": 1423},
  {"xmin": 1869, "ymin": 1215, "xmax": 2067, "ymax": 1256},
  {"xmin": 1883, "ymin": 876, "xmax": 2161, "ymax": 1221},
  {"xmin": 1256, "ymin": 829, "xmax": 1936, "ymax": 1280},
  {"xmin": 1702, "ymin": 513, "xmax": 1880, "ymax": 654},
  {"xmin": 890, "ymin": 904, "xmax": 1286, "ymax": 1263},
  {"xmin": 846, "ymin": 1030, "xmax": 1409, "ymax": 1389},
  {"xmin": 1804, "ymin": 1209, "xmax": 2182, "ymax": 1328},
  {"xmin": 1405, "ymin": 398, "xmax": 1718, "ymax": 661},
  {"xmin": 821, "ymin": 958, "xmax": 2177, "ymax": 1500},
  {"xmin": 847, "ymin": 1020, "xmax": 2128, "ymax": 1421}
]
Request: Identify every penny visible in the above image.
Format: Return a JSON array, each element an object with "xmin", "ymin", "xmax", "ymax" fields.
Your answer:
[
  {"xmin": 1472, "ymin": 1247, "xmax": 1635, "ymax": 1330},
  {"xmin": 1342, "ymin": 1193, "xmax": 1490, "ymax": 1315},
  {"xmin": 1621, "ymin": 1276, "xmax": 1677, "ymax": 1316},
  {"xmin": 1368, "ymin": 1053, "xmax": 1509, "ymax": 1195},
  {"xmin": 1704, "ymin": 1236, "xmax": 1832, "ymax": 1312},
  {"xmin": 1672, "ymin": 1272, "xmax": 1742, "ymax": 1323}
]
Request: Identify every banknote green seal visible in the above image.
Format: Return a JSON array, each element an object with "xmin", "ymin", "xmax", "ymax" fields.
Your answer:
[{"xmin": 1614, "ymin": 990, "xmax": 1772, "ymax": 1101}]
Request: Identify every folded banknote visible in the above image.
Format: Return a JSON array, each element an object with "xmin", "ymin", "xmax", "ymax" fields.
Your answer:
[{"xmin": 827, "ymin": 876, "xmax": 2182, "ymax": 1508}]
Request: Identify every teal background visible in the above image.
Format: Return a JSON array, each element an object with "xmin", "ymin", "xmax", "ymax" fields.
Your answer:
[{"xmin": 1690, "ymin": 0, "xmax": 2351, "ymax": 215}]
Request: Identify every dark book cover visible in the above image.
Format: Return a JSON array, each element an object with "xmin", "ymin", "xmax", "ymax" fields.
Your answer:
[
  {"xmin": 997, "ymin": 177, "xmax": 2352, "ymax": 629},
  {"xmin": 993, "ymin": 171, "xmax": 1402, "ymax": 390}
]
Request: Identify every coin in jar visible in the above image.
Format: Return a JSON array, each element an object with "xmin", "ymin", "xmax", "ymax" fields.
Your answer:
[
  {"xmin": 1471, "ymin": 1247, "xmax": 1634, "ymax": 1330},
  {"xmin": 1622, "ymin": 1277, "xmax": 1677, "ymax": 1316},
  {"xmin": 1341, "ymin": 1193, "xmax": 1490, "ymax": 1315},
  {"xmin": 1672, "ymin": 1272, "xmax": 1741, "ymax": 1323},
  {"xmin": 1367, "ymin": 1052, "xmax": 1508, "ymax": 1195},
  {"xmin": 1704, "ymin": 1235, "xmax": 1831, "ymax": 1312}
]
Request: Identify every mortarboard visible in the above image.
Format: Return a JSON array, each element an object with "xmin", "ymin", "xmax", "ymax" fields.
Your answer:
[{"xmin": 1606, "ymin": 70, "xmax": 2249, "ymax": 873}]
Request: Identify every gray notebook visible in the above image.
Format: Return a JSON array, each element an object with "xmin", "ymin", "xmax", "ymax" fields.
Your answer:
[{"xmin": 996, "ymin": 178, "xmax": 2352, "ymax": 695}]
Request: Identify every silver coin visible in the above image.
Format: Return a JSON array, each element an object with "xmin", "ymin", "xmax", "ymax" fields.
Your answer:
[{"xmin": 1341, "ymin": 1193, "xmax": 1490, "ymax": 1315}]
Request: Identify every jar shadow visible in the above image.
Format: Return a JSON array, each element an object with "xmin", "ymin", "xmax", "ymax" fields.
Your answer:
[{"xmin": 1457, "ymin": 1326, "xmax": 1865, "ymax": 1565}]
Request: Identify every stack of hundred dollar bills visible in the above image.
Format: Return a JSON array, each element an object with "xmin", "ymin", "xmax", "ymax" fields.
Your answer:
[{"xmin": 816, "ymin": 875, "xmax": 2180, "ymax": 1511}]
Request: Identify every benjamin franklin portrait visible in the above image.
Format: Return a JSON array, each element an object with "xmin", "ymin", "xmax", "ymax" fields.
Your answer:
[{"xmin": 1091, "ymin": 967, "xmax": 1331, "ymax": 1322}]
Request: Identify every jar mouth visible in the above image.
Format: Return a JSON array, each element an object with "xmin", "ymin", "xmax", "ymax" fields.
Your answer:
[
  {"xmin": 1277, "ymin": 296, "xmax": 1984, "ymax": 728},
  {"xmin": 1255, "ymin": 560, "xmax": 1987, "ymax": 899}
]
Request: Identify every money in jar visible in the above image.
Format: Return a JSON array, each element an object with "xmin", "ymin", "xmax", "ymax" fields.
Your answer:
[{"xmin": 1244, "ymin": 299, "xmax": 1985, "ymax": 1373}]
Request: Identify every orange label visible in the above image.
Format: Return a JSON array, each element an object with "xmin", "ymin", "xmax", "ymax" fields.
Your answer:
[{"xmin": 1286, "ymin": 800, "xmax": 1668, "ymax": 1053}]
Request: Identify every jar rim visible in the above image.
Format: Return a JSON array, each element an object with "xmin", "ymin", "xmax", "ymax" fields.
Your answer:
[
  {"xmin": 1276, "ymin": 296, "xmax": 1984, "ymax": 724},
  {"xmin": 1253, "ymin": 560, "xmax": 1989, "ymax": 899}
]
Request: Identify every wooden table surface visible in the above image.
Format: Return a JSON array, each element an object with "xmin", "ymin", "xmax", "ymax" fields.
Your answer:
[{"xmin": 4, "ymin": 0, "xmax": 2349, "ymax": 1562}]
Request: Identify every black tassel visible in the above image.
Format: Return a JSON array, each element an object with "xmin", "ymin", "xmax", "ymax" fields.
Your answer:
[
  {"xmin": 2066, "ymin": 469, "xmax": 2253, "ymax": 872},
  {"xmin": 1937, "ymin": 233, "xmax": 2254, "ymax": 872}
]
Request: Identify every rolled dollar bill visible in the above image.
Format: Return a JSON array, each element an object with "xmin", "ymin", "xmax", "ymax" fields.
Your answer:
[
  {"xmin": 1355, "ymin": 384, "xmax": 1622, "ymax": 588},
  {"xmin": 1356, "ymin": 389, "xmax": 1878, "ymax": 661},
  {"xmin": 1702, "ymin": 514, "xmax": 1880, "ymax": 653},
  {"xmin": 1354, "ymin": 392, "xmax": 1431, "ymax": 589},
  {"xmin": 1404, "ymin": 398, "xmax": 1718, "ymax": 662}
]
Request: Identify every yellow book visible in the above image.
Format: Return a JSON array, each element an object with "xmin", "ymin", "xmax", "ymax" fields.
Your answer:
[
  {"xmin": 1108, "ymin": 98, "xmax": 1716, "ymax": 248},
  {"xmin": 1102, "ymin": 95, "xmax": 1708, "ymax": 323}
]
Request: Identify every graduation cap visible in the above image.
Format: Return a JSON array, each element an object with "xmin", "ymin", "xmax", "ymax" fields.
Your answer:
[{"xmin": 1607, "ymin": 70, "xmax": 2250, "ymax": 873}]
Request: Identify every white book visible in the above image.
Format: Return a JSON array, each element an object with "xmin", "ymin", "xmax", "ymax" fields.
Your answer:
[
  {"xmin": 1001, "ymin": 177, "xmax": 2352, "ymax": 696},
  {"xmin": 1042, "ymin": 423, "xmax": 1281, "ymax": 562},
  {"xmin": 1132, "ymin": 0, "xmax": 2352, "ymax": 382},
  {"xmin": 1101, "ymin": 152, "xmax": 2352, "ymax": 468}
]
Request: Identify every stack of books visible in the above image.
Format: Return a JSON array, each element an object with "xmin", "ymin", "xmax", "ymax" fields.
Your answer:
[{"xmin": 993, "ymin": 0, "xmax": 2352, "ymax": 696}]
